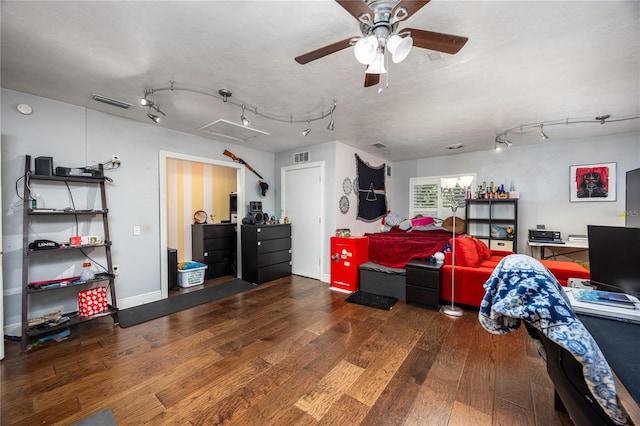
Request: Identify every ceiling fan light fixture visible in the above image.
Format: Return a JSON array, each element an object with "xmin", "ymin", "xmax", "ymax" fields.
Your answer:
[
  {"xmin": 366, "ymin": 51, "xmax": 387, "ymax": 74},
  {"xmin": 354, "ymin": 35, "xmax": 379, "ymax": 65},
  {"xmin": 387, "ymin": 34, "xmax": 413, "ymax": 63}
]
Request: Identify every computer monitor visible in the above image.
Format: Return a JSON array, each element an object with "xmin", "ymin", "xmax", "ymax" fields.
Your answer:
[{"xmin": 587, "ymin": 225, "xmax": 640, "ymax": 297}]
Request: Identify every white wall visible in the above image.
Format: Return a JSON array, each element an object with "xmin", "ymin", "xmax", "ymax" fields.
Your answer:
[
  {"xmin": 390, "ymin": 132, "xmax": 640, "ymax": 254},
  {"xmin": 1, "ymin": 88, "xmax": 277, "ymax": 332}
]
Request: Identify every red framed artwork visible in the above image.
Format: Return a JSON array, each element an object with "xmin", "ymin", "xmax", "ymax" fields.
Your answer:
[{"xmin": 570, "ymin": 162, "xmax": 616, "ymax": 202}]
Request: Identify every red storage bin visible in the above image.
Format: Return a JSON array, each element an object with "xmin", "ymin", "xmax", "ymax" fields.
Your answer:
[{"xmin": 330, "ymin": 236, "xmax": 368, "ymax": 293}]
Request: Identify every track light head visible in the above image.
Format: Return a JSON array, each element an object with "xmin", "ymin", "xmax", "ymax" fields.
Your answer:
[
  {"xmin": 240, "ymin": 105, "xmax": 250, "ymax": 126},
  {"xmin": 140, "ymin": 97, "xmax": 150, "ymax": 106},
  {"xmin": 147, "ymin": 112, "xmax": 160, "ymax": 123},
  {"xmin": 539, "ymin": 124, "xmax": 549, "ymax": 140},
  {"xmin": 503, "ymin": 139, "xmax": 512, "ymax": 147},
  {"xmin": 302, "ymin": 128, "xmax": 311, "ymax": 136},
  {"xmin": 327, "ymin": 118, "xmax": 334, "ymax": 131}
]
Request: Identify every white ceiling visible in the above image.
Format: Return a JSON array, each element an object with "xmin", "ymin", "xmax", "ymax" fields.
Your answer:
[{"xmin": 1, "ymin": 1, "xmax": 639, "ymax": 162}]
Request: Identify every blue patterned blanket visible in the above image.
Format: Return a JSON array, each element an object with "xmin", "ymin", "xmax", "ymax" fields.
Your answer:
[{"xmin": 478, "ymin": 254, "xmax": 627, "ymax": 425}]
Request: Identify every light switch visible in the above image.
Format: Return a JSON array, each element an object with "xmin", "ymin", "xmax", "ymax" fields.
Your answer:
[{"xmin": 133, "ymin": 225, "xmax": 141, "ymax": 236}]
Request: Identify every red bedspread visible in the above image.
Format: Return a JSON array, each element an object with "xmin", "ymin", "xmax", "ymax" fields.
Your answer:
[{"xmin": 364, "ymin": 228, "xmax": 452, "ymax": 268}]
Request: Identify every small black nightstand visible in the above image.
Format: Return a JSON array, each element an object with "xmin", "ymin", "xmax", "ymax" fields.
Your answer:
[{"xmin": 405, "ymin": 260, "xmax": 443, "ymax": 310}]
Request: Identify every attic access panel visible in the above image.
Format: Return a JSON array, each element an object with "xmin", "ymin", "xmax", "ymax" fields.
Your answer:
[{"xmin": 197, "ymin": 119, "xmax": 270, "ymax": 142}]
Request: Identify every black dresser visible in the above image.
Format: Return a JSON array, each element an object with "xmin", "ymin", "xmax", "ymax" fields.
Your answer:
[
  {"xmin": 241, "ymin": 224, "xmax": 292, "ymax": 284},
  {"xmin": 191, "ymin": 223, "xmax": 237, "ymax": 279}
]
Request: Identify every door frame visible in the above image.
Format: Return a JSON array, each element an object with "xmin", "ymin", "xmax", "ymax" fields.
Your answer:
[
  {"xmin": 281, "ymin": 161, "xmax": 325, "ymax": 280},
  {"xmin": 159, "ymin": 150, "xmax": 245, "ymax": 299}
]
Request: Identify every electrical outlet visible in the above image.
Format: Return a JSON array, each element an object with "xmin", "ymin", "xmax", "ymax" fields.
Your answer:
[
  {"xmin": 112, "ymin": 154, "xmax": 121, "ymax": 164},
  {"xmin": 133, "ymin": 225, "xmax": 141, "ymax": 236},
  {"xmin": 112, "ymin": 265, "xmax": 120, "ymax": 276}
]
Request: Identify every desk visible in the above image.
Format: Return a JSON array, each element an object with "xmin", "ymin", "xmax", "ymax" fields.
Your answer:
[
  {"xmin": 578, "ymin": 314, "xmax": 640, "ymax": 423},
  {"xmin": 528, "ymin": 240, "xmax": 588, "ymax": 260}
]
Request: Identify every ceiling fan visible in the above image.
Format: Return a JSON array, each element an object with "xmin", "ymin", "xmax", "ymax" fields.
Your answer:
[{"xmin": 295, "ymin": 0, "xmax": 468, "ymax": 87}]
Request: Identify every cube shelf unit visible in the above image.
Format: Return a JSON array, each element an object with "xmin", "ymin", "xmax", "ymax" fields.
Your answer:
[{"xmin": 465, "ymin": 199, "xmax": 518, "ymax": 252}]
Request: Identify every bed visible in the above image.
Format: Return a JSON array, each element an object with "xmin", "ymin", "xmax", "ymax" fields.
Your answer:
[{"xmin": 359, "ymin": 227, "xmax": 452, "ymax": 300}]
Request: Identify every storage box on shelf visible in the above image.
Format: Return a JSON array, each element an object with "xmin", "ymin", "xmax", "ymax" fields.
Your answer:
[{"xmin": 21, "ymin": 155, "xmax": 118, "ymax": 351}]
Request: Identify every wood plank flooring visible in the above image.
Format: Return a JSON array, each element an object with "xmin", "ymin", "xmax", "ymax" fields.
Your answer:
[{"xmin": 1, "ymin": 275, "xmax": 573, "ymax": 425}]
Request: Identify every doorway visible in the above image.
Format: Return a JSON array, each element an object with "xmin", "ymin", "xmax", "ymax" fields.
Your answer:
[
  {"xmin": 159, "ymin": 151, "xmax": 245, "ymax": 299},
  {"xmin": 281, "ymin": 162, "xmax": 324, "ymax": 280}
]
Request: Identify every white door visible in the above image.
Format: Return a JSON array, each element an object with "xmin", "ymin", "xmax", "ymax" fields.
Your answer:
[{"xmin": 282, "ymin": 162, "xmax": 324, "ymax": 280}]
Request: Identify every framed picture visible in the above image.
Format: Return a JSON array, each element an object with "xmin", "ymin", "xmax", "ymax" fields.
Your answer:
[{"xmin": 570, "ymin": 162, "xmax": 616, "ymax": 202}]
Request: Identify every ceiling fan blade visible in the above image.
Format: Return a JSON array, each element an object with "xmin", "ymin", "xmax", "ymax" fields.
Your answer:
[
  {"xmin": 404, "ymin": 28, "xmax": 468, "ymax": 54},
  {"xmin": 295, "ymin": 37, "xmax": 355, "ymax": 64},
  {"xmin": 364, "ymin": 72, "xmax": 380, "ymax": 87},
  {"xmin": 395, "ymin": 0, "xmax": 431, "ymax": 20},
  {"xmin": 335, "ymin": 0, "xmax": 372, "ymax": 21}
]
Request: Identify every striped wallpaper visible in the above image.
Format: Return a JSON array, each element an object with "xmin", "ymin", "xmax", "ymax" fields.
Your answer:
[{"xmin": 166, "ymin": 158, "xmax": 237, "ymax": 262}]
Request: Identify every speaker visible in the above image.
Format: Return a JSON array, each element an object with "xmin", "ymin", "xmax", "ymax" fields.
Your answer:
[
  {"xmin": 35, "ymin": 156, "xmax": 53, "ymax": 176},
  {"xmin": 249, "ymin": 201, "xmax": 262, "ymax": 213},
  {"xmin": 167, "ymin": 248, "xmax": 178, "ymax": 290},
  {"xmin": 249, "ymin": 211, "xmax": 265, "ymax": 224}
]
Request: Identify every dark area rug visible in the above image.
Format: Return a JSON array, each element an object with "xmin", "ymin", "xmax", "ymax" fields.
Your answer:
[
  {"xmin": 119, "ymin": 279, "xmax": 256, "ymax": 328},
  {"xmin": 345, "ymin": 291, "xmax": 398, "ymax": 310}
]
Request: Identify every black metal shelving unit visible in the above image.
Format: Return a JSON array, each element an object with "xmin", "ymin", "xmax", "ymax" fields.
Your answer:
[{"xmin": 21, "ymin": 155, "xmax": 118, "ymax": 351}]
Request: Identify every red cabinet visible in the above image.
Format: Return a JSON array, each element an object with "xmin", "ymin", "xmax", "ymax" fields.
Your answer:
[{"xmin": 330, "ymin": 236, "xmax": 369, "ymax": 293}]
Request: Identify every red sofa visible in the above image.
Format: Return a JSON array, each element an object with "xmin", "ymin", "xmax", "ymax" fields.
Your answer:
[{"xmin": 440, "ymin": 236, "xmax": 590, "ymax": 307}]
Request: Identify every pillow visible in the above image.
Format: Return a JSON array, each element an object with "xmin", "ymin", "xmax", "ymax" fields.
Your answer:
[
  {"xmin": 411, "ymin": 216, "xmax": 435, "ymax": 227},
  {"xmin": 451, "ymin": 237, "xmax": 480, "ymax": 267},
  {"xmin": 472, "ymin": 238, "xmax": 492, "ymax": 260}
]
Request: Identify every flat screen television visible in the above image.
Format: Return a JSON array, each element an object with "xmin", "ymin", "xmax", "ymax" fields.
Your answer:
[{"xmin": 587, "ymin": 225, "xmax": 640, "ymax": 297}]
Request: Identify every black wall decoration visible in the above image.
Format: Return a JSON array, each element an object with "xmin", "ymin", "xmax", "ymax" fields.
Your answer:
[{"xmin": 355, "ymin": 154, "xmax": 387, "ymax": 222}]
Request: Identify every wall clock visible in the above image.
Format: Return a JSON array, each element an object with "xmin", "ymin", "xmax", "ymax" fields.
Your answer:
[{"xmin": 339, "ymin": 195, "xmax": 350, "ymax": 214}]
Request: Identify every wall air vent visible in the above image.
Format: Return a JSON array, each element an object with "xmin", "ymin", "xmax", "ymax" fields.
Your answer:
[
  {"xmin": 91, "ymin": 93, "xmax": 133, "ymax": 109},
  {"xmin": 294, "ymin": 151, "xmax": 310, "ymax": 163},
  {"xmin": 197, "ymin": 119, "xmax": 270, "ymax": 142}
]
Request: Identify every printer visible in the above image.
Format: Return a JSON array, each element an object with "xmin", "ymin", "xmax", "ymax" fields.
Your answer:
[{"xmin": 529, "ymin": 229, "xmax": 562, "ymax": 242}]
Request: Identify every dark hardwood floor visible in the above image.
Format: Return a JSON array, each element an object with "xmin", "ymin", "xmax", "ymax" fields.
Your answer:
[{"xmin": 1, "ymin": 275, "xmax": 573, "ymax": 425}]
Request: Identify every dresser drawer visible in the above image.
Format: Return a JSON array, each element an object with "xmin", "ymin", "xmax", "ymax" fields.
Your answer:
[
  {"xmin": 255, "ymin": 225, "xmax": 291, "ymax": 241},
  {"xmin": 257, "ymin": 238, "xmax": 291, "ymax": 254},
  {"xmin": 405, "ymin": 260, "xmax": 442, "ymax": 290},
  {"xmin": 490, "ymin": 240, "xmax": 514, "ymax": 251},
  {"xmin": 406, "ymin": 285, "xmax": 440, "ymax": 310},
  {"xmin": 257, "ymin": 250, "xmax": 292, "ymax": 268}
]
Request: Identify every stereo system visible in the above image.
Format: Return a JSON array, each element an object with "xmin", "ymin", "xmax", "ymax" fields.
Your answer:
[{"xmin": 242, "ymin": 201, "xmax": 267, "ymax": 225}]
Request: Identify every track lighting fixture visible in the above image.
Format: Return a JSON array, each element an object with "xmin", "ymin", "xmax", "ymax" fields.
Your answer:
[
  {"xmin": 327, "ymin": 105, "xmax": 335, "ymax": 131},
  {"xmin": 494, "ymin": 113, "xmax": 639, "ymax": 151},
  {"xmin": 302, "ymin": 119, "xmax": 311, "ymax": 137},
  {"xmin": 138, "ymin": 82, "xmax": 337, "ymax": 135},
  {"xmin": 240, "ymin": 104, "xmax": 250, "ymax": 126},
  {"xmin": 539, "ymin": 124, "xmax": 549, "ymax": 140}
]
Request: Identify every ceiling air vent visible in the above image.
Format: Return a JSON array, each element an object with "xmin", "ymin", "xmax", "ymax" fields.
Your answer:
[
  {"xmin": 91, "ymin": 93, "xmax": 133, "ymax": 109},
  {"xmin": 371, "ymin": 142, "xmax": 386, "ymax": 149},
  {"xmin": 197, "ymin": 119, "xmax": 270, "ymax": 142},
  {"xmin": 294, "ymin": 151, "xmax": 310, "ymax": 163}
]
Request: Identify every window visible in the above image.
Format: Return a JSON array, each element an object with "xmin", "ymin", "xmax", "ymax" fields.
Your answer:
[{"xmin": 410, "ymin": 174, "xmax": 476, "ymax": 219}]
